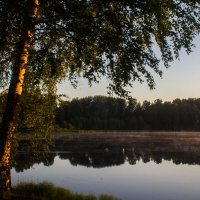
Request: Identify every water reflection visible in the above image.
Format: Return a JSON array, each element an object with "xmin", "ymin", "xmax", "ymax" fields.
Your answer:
[
  {"xmin": 11, "ymin": 133, "xmax": 200, "ymax": 200},
  {"xmin": 13, "ymin": 133, "xmax": 200, "ymax": 171}
]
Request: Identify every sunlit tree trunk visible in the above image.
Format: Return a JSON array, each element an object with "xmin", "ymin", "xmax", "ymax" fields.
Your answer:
[{"xmin": 0, "ymin": 0, "xmax": 39, "ymax": 191}]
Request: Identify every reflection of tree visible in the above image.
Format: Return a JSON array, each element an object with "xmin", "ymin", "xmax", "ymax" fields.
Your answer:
[
  {"xmin": 60, "ymin": 149, "xmax": 125, "ymax": 168},
  {"xmin": 13, "ymin": 152, "xmax": 55, "ymax": 172},
  {"xmin": 0, "ymin": 165, "xmax": 10, "ymax": 191},
  {"xmin": 12, "ymin": 135, "xmax": 200, "ymax": 172}
]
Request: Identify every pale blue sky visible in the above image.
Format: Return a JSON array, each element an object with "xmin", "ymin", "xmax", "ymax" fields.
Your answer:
[{"xmin": 58, "ymin": 35, "xmax": 200, "ymax": 102}]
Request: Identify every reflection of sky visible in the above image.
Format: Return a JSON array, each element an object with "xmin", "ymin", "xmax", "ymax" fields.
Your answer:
[
  {"xmin": 57, "ymin": 36, "xmax": 200, "ymax": 102},
  {"xmin": 12, "ymin": 156, "xmax": 200, "ymax": 200}
]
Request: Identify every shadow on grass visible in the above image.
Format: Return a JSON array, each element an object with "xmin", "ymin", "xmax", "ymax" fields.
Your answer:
[{"xmin": 2, "ymin": 182, "xmax": 121, "ymax": 200}]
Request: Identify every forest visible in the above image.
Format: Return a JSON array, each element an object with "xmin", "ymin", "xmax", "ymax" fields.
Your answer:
[{"xmin": 55, "ymin": 96, "xmax": 200, "ymax": 131}]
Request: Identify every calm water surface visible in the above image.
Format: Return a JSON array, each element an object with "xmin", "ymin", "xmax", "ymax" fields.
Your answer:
[{"xmin": 11, "ymin": 133, "xmax": 200, "ymax": 200}]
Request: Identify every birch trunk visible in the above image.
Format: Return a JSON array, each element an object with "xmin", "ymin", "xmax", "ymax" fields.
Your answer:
[{"xmin": 0, "ymin": 0, "xmax": 39, "ymax": 191}]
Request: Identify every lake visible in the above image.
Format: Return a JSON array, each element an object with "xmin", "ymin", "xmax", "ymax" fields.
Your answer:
[{"xmin": 11, "ymin": 132, "xmax": 200, "ymax": 200}]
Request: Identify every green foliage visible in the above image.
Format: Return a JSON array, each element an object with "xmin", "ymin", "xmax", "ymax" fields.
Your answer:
[
  {"xmin": 11, "ymin": 182, "xmax": 120, "ymax": 200},
  {"xmin": 17, "ymin": 91, "xmax": 56, "ymax": 135},
  {"xmin": 56, "ymin": 96, "xmax": 200, "ymax": 131},
  {"xmin": 0, "ymin": 1, "xmax": 200, "ymax": 97},
  {"xmin": 0, "ymin": 88, "xmax": 57, "ymax": 136},
  {"xmin": 0, "ymin": 87, "xmax": 57, "ymax": 158}
]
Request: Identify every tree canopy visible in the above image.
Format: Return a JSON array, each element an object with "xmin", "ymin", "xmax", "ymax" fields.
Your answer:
[{"xmin": 0, "ymin": 0, "xmax": 200, "ymax": 97}]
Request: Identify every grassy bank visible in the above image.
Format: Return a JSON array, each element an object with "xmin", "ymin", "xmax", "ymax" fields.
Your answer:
[{"xmin": 2, "ymin": 182, "xmax": 120, "ymax": 200}]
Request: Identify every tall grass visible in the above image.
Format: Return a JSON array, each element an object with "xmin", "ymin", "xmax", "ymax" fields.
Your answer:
[{"xmin": 5, "ymin": 182, "xmax": 120, "ymax": 200}]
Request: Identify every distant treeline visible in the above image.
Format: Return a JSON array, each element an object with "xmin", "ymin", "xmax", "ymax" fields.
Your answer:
[{"xmin": 55, "ymin": 96, "xmax": 200, "ymax": 131}]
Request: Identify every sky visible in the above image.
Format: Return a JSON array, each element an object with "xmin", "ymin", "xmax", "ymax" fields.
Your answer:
[{"xmin": 57, "ymin": 35, "xmax": 200, "ymax": 103}]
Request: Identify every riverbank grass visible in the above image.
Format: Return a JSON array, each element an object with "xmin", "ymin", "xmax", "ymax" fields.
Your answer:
[{"xmin": 3, "ymin": 182, "xmax": 120, "ymax": 200}]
